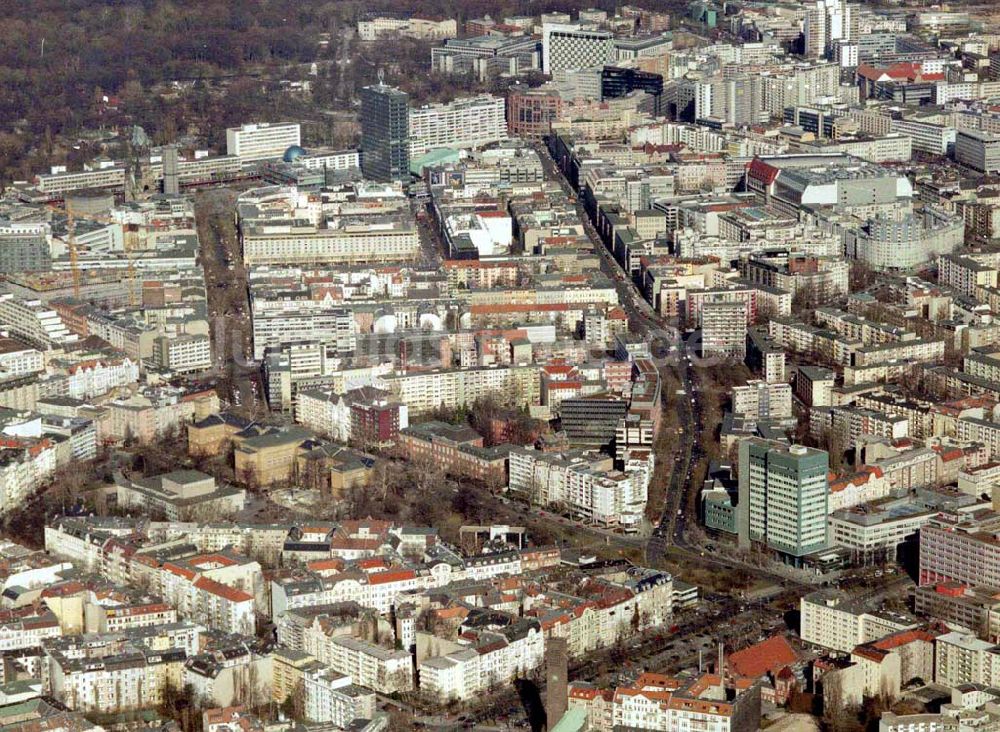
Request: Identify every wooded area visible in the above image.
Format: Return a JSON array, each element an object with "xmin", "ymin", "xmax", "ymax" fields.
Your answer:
[{"xmin": 0, "ymin": 0, "xmax": 642, "ymax": 184}]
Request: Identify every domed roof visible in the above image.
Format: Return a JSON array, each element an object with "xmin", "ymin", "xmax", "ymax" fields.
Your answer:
[{"xmin": 283, "ymin": 145, "xmax": 307, "ymax": 163}]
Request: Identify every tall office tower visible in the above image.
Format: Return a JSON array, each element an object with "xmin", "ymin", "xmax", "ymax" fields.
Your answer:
[
  {"xmin": 804, "ymin": 0, "xmax": 856, "ymax": 59},
  {"xmin": 360, "ymin": 79, "xmax": 410, "ymax": 182},
  {"xmin": 803, "ymin": 4, "xmax": 828, "ymax": 58},
  {"xmin": 542, "ymin": 23, "xmax": 614, "ymax": 75},
  {"xmin": 831, "ymin": 2, "xmax": 857, "ymax": 44},
  {"xmin": 738, "ymin": 440, "xmax": 829, "ymax": 561},
  {"xmin": 544, "ymin": 637, "xmax": 568, "ymax": 729},
  {"xmin": 846, "ymin": 5, "xmax": 860, "ymax": 44},
  {"xmin": 162, "ymin": 146, "xmax": 179, "ymax": 196}
]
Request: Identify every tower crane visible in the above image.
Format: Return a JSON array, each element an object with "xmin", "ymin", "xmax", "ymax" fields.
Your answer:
[
  {"xmin": 64, "ymin": 199, "xmax": 81, "ymax": 300},
  {"xmin": 55, "ymin": 201, "xmax": 138, "ymax": 306}
]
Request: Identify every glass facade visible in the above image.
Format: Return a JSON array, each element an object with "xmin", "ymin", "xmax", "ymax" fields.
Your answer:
[{"xmin": 360, "ymin": 84, "xmax": 410, "ymax": 182}]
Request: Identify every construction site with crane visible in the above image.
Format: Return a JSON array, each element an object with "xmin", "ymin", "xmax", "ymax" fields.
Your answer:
[{"xmin": 0, "ymin": 127, "xmax": 267, "ymax": 418}]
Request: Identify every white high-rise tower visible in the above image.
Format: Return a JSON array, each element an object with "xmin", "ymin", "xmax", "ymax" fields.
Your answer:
[{"xmin": 804, "ymin": 0, "xmax": 856, "ymax": 59}]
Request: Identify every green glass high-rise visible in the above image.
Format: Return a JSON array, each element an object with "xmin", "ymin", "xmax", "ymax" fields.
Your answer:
[
  {"xmin": 360, "ymin": 82, "xmax": 410, "ymax": 182},
  {"xmin": 738, "ymin": 439, "xmax": 829, "ymax": 560}
]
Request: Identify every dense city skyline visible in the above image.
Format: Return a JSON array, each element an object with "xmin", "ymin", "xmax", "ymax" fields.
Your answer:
[{"xmin": 1, "ymin": 2, "xmax": 1000, "ymax": 731}]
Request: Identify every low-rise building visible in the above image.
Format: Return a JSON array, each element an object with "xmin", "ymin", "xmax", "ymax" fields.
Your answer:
[
  {"xmin": 828, "ymin": 501, "xmax": 935, "ymax": 563},
  {"xmin": 46, "ymin": 637, "xmax": 187, "ymax": 713},
  {"xmin": 419, "ymin": 618, "xmax": 544, "ymax": 703},
  {"xmin": 115, "ymin": 469, "xmax": 246, "ymax": 521},
  {"xmin": 400, "ymin": 422, "xmax": 508, "ymax": 484},
  {"xmin": 233, "ymin": 426, "xmax": 313, "ymax": 487},
  {"xmin": 569, "ymin": 672, "xmax": 761, "ymax": 732}
]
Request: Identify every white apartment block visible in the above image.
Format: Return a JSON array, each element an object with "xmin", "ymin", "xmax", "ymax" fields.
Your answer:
[
  {"xmin": 0, "ymin": 613, "xmax": 61, "ymax": 651},
  {"xmin": 537, "ymin": 576, "xmax": 673, "ymax": 659},
  {"xmin": 419, "ymin": 623, "xmax": 544, "ymax": 702},
  {"xmin": 768, "ymin": 317, "xmax": 822, "ymax": 356},
  {"xmin": 296, "ymin": 389, "xmax": 351, "ymax": 441},
  {"xmin": 731, "ymin": 380, "xmax": 792, "ymax": 420},
  {"xmin": 957, "ymin": 417, "xmax": 1000, "ymax": 462},
  {"xmin": 828, "ymin": 469, "xmax": 890, "ymax": 512},
  {"xmin": 153, "ymin": 334, "xmax": 212, "ymax": 374},
  {"xmin": 0, "ymin": 294, "xmax": 77, "ymax": 348},
  {"xmin": 0, "ymin": 343, "xmax": 44, "ymax": 377},
  {"xmin": 935, "ymin": 632, "xmax": 1000, "ymax": 688},
  {"xmin": 829, "ymin": 407, "xmax": 910, "ymax": 448},
  {"xmin": 272, "ymin": 559, "xmax": 523, "ymax": 619},
  {"xmin": 294, "ymin": 150, "xmax": 361, "ymax": 171},
  {"xmin": 845, "ymin": 209, "xmax": 964, "ymax": 273},
  {"xmin": 825, "ymin": 134, "xmax": 912, "ymax": 163},
  {"xmin": 64, "ymin": 358, "xmax": 140, "ymax": 401},
  {"xmin": 252, "ymin": 308, "xmax": 354, "ymax": 360},
  {"xmin": 241, "ymin": 221, "xmax": 420, "ymax": 267},
  {"xmin": 171, "ymin": 154, "xmax": 242, "ymax": 183},
  {"xmin": 890, "ymin": 118, "xmax": 957, "ymax": 155},
  {"xmin": 701, "ymin": 300, "xmax": 748, "ymax": 358},
  {"xmin": 226, "ymin": 123, "xmax": 302, "ymax": 162},
  {"xmin": 0, "ymin": 439, "xmax": 59, "ymax": 515},
  {"xmin": 36, "ymin": 167, "xmax": 126, "ymax": 196},
  {"xmin": 191, "ymin": 577, "xmax": 256, "ymax": 636},
  {"xmin": 183, "ymin": 649, "xmax": 271, "ymax": 708},
  {"xmin": 47, "ymin": 644, "xmax": 186, "ymax": 713},
  {"xmin": 958, "ymin": 462, "xmax": 1000, "ymax": 496},
  {"xmin": 617, "ymin": 687, "xmax": 748, "ymax": 732},
  {"xmin": 316, "ymin": 636, "xmax": 413, "ymax": 694},
  {"xmin": 419, "ymin": 649, "xmax": 482, "ymax": 703},
  {"xmin": 851, "ymin": 339, "xmax": 946, "ymax": 368},
  {"xmin": 156, "ymin": 560, "xmax": 259, "ymax": 636},
  {"xmin": 146, "ymin": 522, "xmax": 287, "ymax": 565},
  {"xmin": 965, "ymin": 352, "xmax": 1000, "ymax": 384},
  {"xmin": 851, "ymin": 393, "xmax": 934, "ymax": 439},
  {"xmin": 955, "ymin": 129, "xmax": 1000, "ymax": 174},
  {"xmin": 357, "ymin": 16, "xmax": 457, "ymax": 41},
  {"xmin": 409, "ymin": 96, "xmax": 509, "ymax": 159},
  {"xmin": 814, "ymin": 309, "xmax": 911, "ymax": 346},
  {"xmin": 939, "ymin": 254, "xmax": 999, "ymax": 298},
  {"xmin": 377, "ymin": 365, "xmax": 541, "ymax": 416},
  {"xmin": 468, "ymin": 283, "xmax": 619, "ymax": 307},
  {"xmin": 48, "ymin": 418, "xmax": 97, "ymax": 462},
  {"xmin": 507, "ymin": 448, "xmax": 650, "ymax": 530},
  {"xmin": 273, "ymin": 569, "xmax": 430, "ymax": 618},
  {"xmin": 88, "ymin": 603, "xmax": 179, "ymax": 635},
  {"xmin": 800, "ymin": 590, "xmax": 917, "ymax": 653},
  {"xmin": 44, "ymin": 521, "xmax": 112, "ymax": 574},
  {"xmin": 302, "ymin": 667, "xmax": 377, "ymax": 725},
  {"xmin": 571, "ymin": 673, "xmax": 759, "ymax": 732}
]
